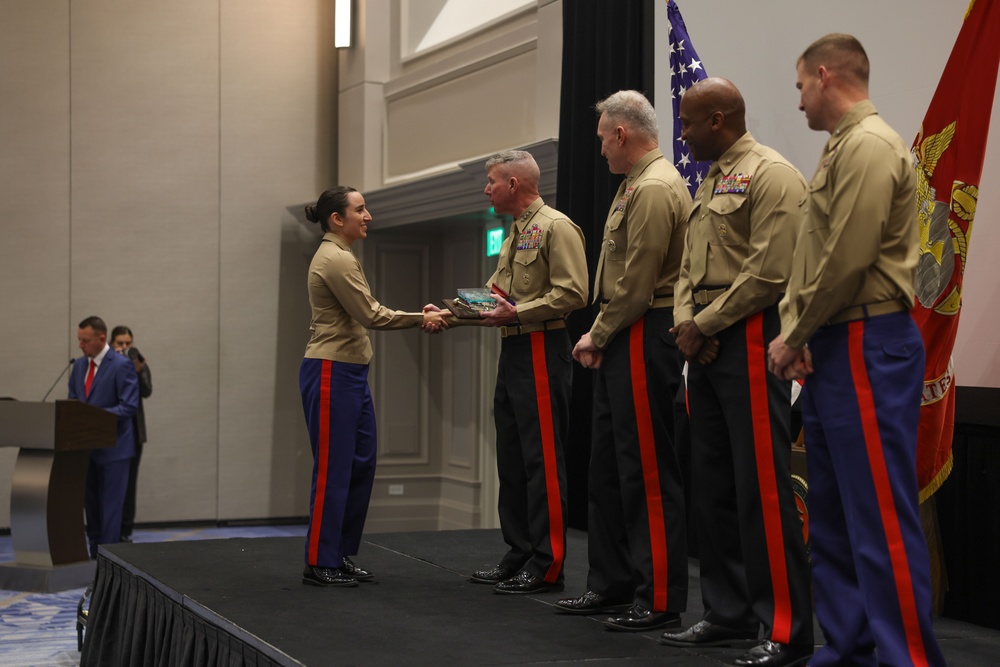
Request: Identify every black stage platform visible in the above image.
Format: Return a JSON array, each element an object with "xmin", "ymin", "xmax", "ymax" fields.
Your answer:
[{"xmin": 81, "ymin": 529, "xmax": 998, "ymax": 666}]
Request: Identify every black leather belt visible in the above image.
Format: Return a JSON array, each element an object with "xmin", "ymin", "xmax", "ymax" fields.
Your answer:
[{"xmin": 499, "ymin": 320, "xmax": 566, "ymax": 338}]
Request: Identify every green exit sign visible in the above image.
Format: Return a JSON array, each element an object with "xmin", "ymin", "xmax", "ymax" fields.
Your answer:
[{"xmin": 486, "ymin": 227, "xmax": 505, "ymax": 257}]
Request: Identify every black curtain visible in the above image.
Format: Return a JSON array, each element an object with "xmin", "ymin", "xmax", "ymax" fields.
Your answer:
[
  {"xmin": 556, "ymin": 0, "xmax": 656, "ymax": 531},
  {"xmin": 935, "ymin": 423, "xmax": 1000, "ymax": 630},
  {"xmin": 81, "ymin": 557, "xmax": 282, "ymax": 666}
]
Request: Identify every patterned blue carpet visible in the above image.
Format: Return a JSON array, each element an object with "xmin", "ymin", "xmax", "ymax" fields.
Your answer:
[{"xmin": 0, "ymin": 525, "xmax": 305, "ymax": 667}]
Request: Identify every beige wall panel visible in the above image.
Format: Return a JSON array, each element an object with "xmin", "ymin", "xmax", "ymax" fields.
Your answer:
[
  {"xmin": 534, "ymin": 1, "xmax": 562, "ymax": 139},
  {"xmin": 216, "ymin": 0, "xmax": 334, "ymax": 520},
  {"xmin": 338, "ymin": 82, "xmax": 386, "ymax": 191},
  {"xmin": 441, "ymin": 236, "xmax": 483, "ymax": 471},
  {"xmin": 70, "ymin": 2, "xmax": 221, "ymax": 522},
  {"xmin": 0, "ymin": 2, "xmax": 72, "ymax": 528},
  {"xmin": 367, "ymin": 474, "xmax": 441, "ymax": 532},
  {"xmin": 439, "ymin": 477, "xmax": 483, "ymax": 529},
  {"xmin": 385, "ymin": 51, "xmax": 537, "ymax": 178},
  {"xmin": 370, "ymin": 244, "xmax": 430, "ymax": 463}
]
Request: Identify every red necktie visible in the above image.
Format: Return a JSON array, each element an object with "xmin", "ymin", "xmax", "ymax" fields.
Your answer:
[{"xmin": 85, "ymin": 359, "xmax": 96, "ymax": 398}]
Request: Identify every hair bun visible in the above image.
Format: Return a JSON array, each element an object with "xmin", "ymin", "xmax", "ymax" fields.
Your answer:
[{"xmin": 304, "ymin": 204, "xmax": 320, "ymax": 223}]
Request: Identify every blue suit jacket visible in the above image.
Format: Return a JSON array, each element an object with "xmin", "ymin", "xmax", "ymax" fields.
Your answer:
[{"xmin": 68, "ymin": 349, "xmax": 140, "ymax": 463}]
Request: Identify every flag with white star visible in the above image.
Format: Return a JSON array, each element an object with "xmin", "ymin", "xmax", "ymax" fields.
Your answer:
[{"xmin": 667, "ymin": 0, "xmax": 710, "ymax": 197}]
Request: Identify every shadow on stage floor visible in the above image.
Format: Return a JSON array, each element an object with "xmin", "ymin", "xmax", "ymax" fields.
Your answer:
[{"xmin": 81, "ymin": 529, "xmax": 998, "ymax": 666}]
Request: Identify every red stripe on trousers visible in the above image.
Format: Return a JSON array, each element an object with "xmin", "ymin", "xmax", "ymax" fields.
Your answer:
[
  {"xmin": 530, "ymin": 332, "xmax": 565, "ymax": 582},
  {"xmin": 628, "ymin": 318, "xmax": 669, "ymax": 611},
  {"xmin": 848, "ymin": 322, "xmax": 929, "ymax": 667},
  {"xmin": 745, "ymin": 312, "xmax": 793, "ymax": 643},
  {"xmin": 308, "ymin": 360, "xmax": 333, "ymax": 566}
]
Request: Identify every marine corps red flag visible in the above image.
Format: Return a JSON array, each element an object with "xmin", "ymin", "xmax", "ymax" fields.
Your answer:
[{"xmin": 911, "ymin": 0, "xmax": 1000, "ymax": 501}]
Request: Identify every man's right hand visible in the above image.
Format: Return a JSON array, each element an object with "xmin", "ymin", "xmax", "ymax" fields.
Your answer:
[{"xmin": 671, "ymin": 320, "xmax": 708, "ymax": 360}]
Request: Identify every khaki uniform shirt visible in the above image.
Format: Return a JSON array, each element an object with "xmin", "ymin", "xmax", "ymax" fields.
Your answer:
[
  {"xmin": 486, "ymin": 197, "xmax": 588, "ymax": 323},
  {"xmin": 674, "ymin": 133, "xmax": 806, "ymax": 335},
  {"xmin": 590, "ymin": 148, "xmax": 691, "ymax": 349},
  {"xmin": 780, "ymin": 101, "xmax": 917, "ymax": 348},
  {"xmin": 304, "ymin": 232, "xmax": 422, "ymax": 364}
]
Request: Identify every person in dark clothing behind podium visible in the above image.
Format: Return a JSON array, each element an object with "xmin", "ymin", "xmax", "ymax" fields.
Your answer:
[
  {"xmin": 69, "ymin": 316, "xmax": 139, "ymax": 558},
  {"xmin": 299, "ymin": 186, "xmax": 450, "ymax": 587},
  {"xmin": 110, "ymin": 325, "xmax": 152, "ymax": 543}
]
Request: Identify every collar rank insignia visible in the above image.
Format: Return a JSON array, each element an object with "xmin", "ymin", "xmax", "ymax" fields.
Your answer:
[
  {"xmin": 821, "ymin": 147, "xmax": 839, "ymax": 170},
  {"xmin": 714, "ymin": 173, "xmax": 752, "ymax": 195},
  {"xmin": 615, "ymin": 186, "xmax": 636, "ymax": 212},
  {"xmin": 517, "ymin": 222, "xmax": 543, "ymax": 250}
]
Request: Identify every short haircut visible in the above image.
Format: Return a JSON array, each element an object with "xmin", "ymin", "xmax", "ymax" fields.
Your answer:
[
  {"xmin": 799, "ymin": 33, "xmax": 870, "ymax": 86},
  {"xmin": 485, "ymin": 150, "xmax": 540, "ymax": 184},
  {"xmin": 595, "ymin": 90, "xmax": 659, "ymax": 141},
  {"xmin": 111, "ymin": 325, "xmax": 134, "ymax": 340},
  {"xmin": 79, "ymin": 316, "xmax": 107, "ymax": 334}
]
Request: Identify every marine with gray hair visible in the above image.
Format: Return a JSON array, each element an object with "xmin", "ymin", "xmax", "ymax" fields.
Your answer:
[
  {"xmin": 563, "ymin": 90, "xmax": 691, "ymax": 632},
  {"xmin": 465, "ymin": 149, "xmax": 588, "ymax": 595}
]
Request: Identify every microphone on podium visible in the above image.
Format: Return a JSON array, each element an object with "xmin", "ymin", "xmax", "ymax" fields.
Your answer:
[{"xmin": 41, "ymin": 358, "xmax": 76, "ymax": 402}]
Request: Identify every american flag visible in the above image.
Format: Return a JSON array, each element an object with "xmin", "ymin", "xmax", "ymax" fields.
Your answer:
[{"xmin": 667, "ymin": 0, "xmax": 711, "ymax": 197}]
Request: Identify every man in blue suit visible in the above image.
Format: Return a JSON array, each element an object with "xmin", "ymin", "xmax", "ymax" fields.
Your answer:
[{"xmin": 68, "ymin": 316, "xmax": 139, "ymax": 558}]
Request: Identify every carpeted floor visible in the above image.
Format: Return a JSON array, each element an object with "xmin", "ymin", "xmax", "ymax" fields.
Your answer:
[{"xmin": 0, "ymin": 525, "xmax": 306, "ymax": 667}]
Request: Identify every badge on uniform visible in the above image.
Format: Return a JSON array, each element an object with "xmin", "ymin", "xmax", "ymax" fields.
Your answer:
[
  {"xmin": 615, "ymin": 186, "xmax": 635, "ymax": 212},
  {"xmin": 516, "ymin": 223, "xmax": 543, "ymax": 250},
  {"xmin": 821, "ymin": 147, "xmax": 839, "ymax": 170},
  {"xmin": 714, "ymin": 173, "xmax": 752, "ymax": 195}
]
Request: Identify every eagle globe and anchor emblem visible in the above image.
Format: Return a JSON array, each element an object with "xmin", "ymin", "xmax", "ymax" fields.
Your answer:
[
  {"xmin": 912, "ymin": 120, "xmax": 978, "ymax": 408},
  {"xmin": 912, "ymin": 120, "xmax": 978, "ymax": 315}
]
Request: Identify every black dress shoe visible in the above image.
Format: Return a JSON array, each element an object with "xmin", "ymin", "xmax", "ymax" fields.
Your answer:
[
  {"xmin": 302, "ymin": 565, "xmax": 358, "ymax": 587},
  {"xmin": 554, "ymin": 590, "xmax": 632, "ymax": 615},
  {"xmin": 734, "ymin": 641, "xmax": 812, "ymax": 667},
  {"xmin": 659, "ymin": 619, "xmax": 759, "ymax": 647},
  {"xmin": 342, "ymin": 556, "xmax": 375, "ymax": 582},
  {"xmin": 603, "ymin": 603, "xmax": 681, "ymax": 632},
  {"xmin": 493, "ymin": 570, "xmax": 564, "ymax": 595},
  {"xmin": 469, "ymin": 564, "xmax": 519, "ymax": 584}
]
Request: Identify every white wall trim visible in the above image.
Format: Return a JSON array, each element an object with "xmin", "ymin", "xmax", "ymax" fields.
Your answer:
[{"xmin": 362, "ymin": 138, "xmax": 558, "ymax": 230}]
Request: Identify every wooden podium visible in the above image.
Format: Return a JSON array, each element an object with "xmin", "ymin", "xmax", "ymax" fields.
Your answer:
[{"xmin": 0, "ymin": 399, "xmax": 115, "ymax": 592}]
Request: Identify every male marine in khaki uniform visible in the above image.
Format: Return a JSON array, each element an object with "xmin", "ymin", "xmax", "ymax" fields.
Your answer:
[
  {"xmin": 467, "ymin": 150, "xmax": 588, "ymax": 595},
  {"xmin": 661, "ymin": 78, "xmax": 813, "ymax": 667},
  {"xmin": 769, "ymin": 34, "xmax": 946, "ymax": 667},
  {"xmin": 564, "ymin": 90, "xmax": 690, "ymax": 632}
]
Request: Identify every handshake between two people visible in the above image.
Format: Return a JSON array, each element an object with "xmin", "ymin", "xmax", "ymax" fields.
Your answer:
[{"xmin": 420, "ymin": 295, "xmax": 520, "ymax": 334}]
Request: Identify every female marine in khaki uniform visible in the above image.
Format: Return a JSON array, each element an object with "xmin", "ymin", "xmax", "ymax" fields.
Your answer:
[{"xmin": 299, "ymin": 186, "xmax": 448, "ymax": 587}]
